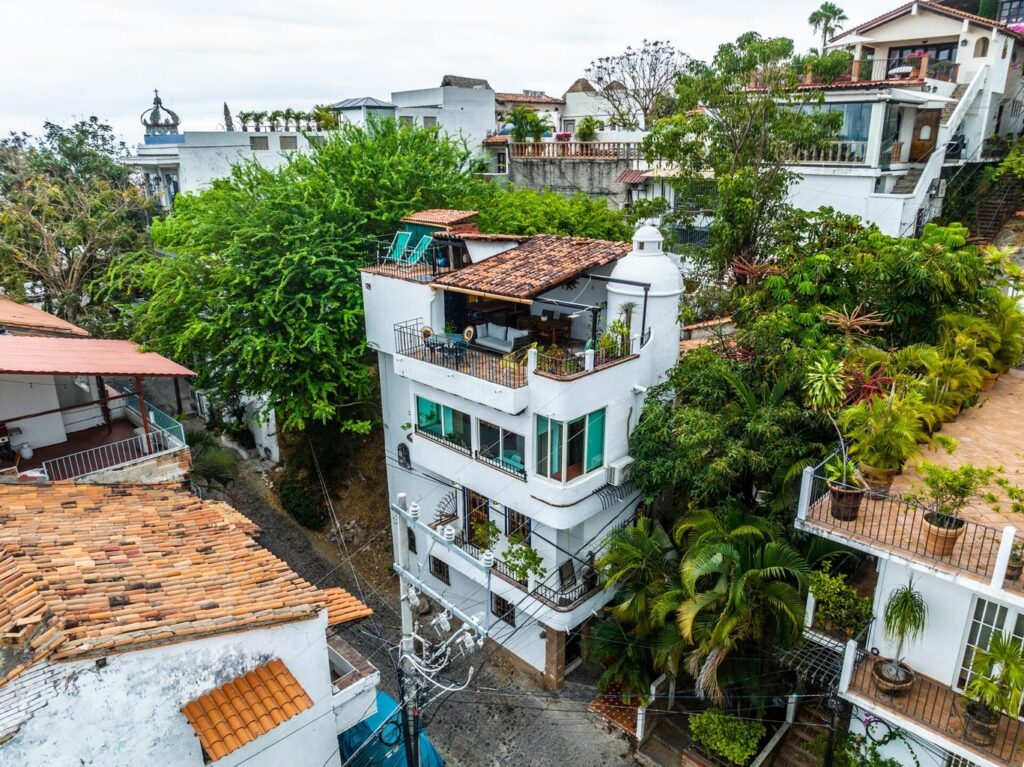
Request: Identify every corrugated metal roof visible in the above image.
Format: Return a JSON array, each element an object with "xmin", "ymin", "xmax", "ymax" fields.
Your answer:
[
  {"xmin": 0, "ymin": 337, "xmax": 195, "ymax": 377},
  {"xmin": 0, "ymin": 297, "xmax": 90, "ymax": 337},
  {"xmin": 329, "ymin": 97, "xmax": 396, "ymax": 110}
]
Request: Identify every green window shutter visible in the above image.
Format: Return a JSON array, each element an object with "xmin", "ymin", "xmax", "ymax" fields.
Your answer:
[{"xmin": 585, "ymin": 409, "xmax": 605, "ymax": 472}]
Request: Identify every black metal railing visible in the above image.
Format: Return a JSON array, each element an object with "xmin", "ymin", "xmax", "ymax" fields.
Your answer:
[
  {"xmin": 474, "ymin": 450, "xmax": 527, "ymax": 480},
  {"xmin": 363, "ymin": 239, "xmax": 457, "ymax": 283},
  {"xmin": 850, "ymin": 650, "xmax": 1024, "ymax": 766},
  {"xmin": 803, "ymin": 458, "xmax": 1009, "ymax": 583},
  {"xmin": 413, "ymin": 425, "xmax": 471, "ymax": 455},
  {"xmin": 394, "ymin": 321, "xmax": 528, "ymax": 389},
  {"xmin": 534, "ymin": 346, "xmax": 638, "ymax": 380},
  {"xmin": 452, "ymin": 531, "xmax": 529, "ymax": 588}
]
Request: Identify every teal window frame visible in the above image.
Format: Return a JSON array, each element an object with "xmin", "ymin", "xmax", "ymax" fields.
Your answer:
[
  {"xmin": 535, "ymin": 409, "xmax": 605, "ymax": 481},
  {"xmin": 416, "ymin": 395, "xmax": 470, "ymax": 450}
]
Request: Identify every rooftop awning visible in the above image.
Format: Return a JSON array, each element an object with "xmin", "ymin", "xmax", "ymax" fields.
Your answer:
[{"xmin": 0, "ymin": 336, "xmax": 195, "ymax": 377}]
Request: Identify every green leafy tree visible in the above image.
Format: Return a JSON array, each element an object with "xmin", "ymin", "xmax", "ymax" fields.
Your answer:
[
  {"xmin": 808, "ymin": 2, "xmax": 848, "ymax": 50},
  {"xmin": 643, "ymin": 33, "xmax": 848, "ymax": 273},
  {"xmin": 585, "ymin": 40, "xmax": 688, "ymax": 128},
  {"xmin": 467, "ymin": 184, "xmax": 632, "ymax": 240},
  {"xmin": 108, "ymin": 120, "xmax": 478, "ymax": 433},
  {"xmin": 0, "ymin": 118, "xmax": 150, "ymax": 330}
]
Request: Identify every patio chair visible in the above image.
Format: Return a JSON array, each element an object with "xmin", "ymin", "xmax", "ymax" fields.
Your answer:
[
  {"xmin": 402, "ymin": 235, "xmax": 433, "ymax": 265},
  {"xmin": 385, "ymin": 231, "xmax": 412, "ymax": 261}
]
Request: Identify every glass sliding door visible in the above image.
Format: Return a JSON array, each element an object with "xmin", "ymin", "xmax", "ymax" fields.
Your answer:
[{"xmin": 535, "ymin": 409, "xmax": 606, "ymax": 482}]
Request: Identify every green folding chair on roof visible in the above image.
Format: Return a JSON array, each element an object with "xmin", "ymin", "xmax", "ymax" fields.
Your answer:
[
  {"xmin": 402, "ymin": 235, "xmax": 433, "ymax": 265},
  {"xmin": 385, "ymin": 231, "xmax": 412, "ymax": 261}
]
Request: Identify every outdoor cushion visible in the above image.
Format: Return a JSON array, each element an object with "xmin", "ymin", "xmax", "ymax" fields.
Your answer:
[
  {"xmin": 507, "ymin": 328, "xmax": 529, "ymax": 341},
  {"xmin": 477, "ymin": 336, "xmax": 513, "ymax": 353},
  {"xmin": 475, "ymin": 323, "xmax": 488, "ymax": 339},
  {"xmin": 486, "ymin": 322, "xmax": 507, "ymax": 340}
]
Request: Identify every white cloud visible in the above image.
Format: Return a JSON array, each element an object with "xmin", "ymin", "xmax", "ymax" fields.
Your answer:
[{"xmin": 0, "ymin": 0, "xmax": 899, "ymax": 142}]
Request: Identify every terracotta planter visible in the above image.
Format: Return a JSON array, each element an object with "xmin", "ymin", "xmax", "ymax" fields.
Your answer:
[
  {"xmin": 963, "ymin": 701, "xmax": 999, "ymax": 747},
  {"xmin": 981, "ymin": 373, "xmax": 999, "ymax": 392},
  {"xmin": 828, "ymin": 482, "xmax": 865, "ymax": 521},
  {"xmin": 859, "ymin": 463, "xmax": 897, "ymax": 495},
  {"xmin": 871, "ymin": 659, "xmax": 915, "ymax": 697},
  {"xmin": 923, "ymin": 512, "xmax": 966, "ymax": 557},
  {"xmin": 1007, "ymin": 560, "xmax": 1023, "ymax": 581}
]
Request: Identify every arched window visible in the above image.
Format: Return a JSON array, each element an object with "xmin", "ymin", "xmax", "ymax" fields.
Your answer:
[{"xmin": 975, "ymin": 37, "xmax": 990, "ymax": 58}]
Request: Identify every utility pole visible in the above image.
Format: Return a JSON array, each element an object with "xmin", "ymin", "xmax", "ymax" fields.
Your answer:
[{"xmin": 394, "ymin": 493, "xmax": 420, "ymax": 767}]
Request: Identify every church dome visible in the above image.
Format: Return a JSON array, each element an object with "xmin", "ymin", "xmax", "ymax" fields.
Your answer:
[{"xmin": 141, "ymin": 90, "xmax": 180, "ymax": 135}]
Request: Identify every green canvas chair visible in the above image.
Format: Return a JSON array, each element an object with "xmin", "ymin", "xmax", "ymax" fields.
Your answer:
[
  {"xmin": 385, "ymin": 231, "xmax": 412, "ymax": 261},
  {"xmin": 402, "ymin": 235, "xmax": 433, "ymax": 265}
]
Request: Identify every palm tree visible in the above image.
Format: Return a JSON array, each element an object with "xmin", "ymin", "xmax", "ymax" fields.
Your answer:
[
  {"xmin": 808, "ymin": 2, "xmax": 848, "ymax": 50},
  {"xmin": 506, "ymin": 105, "xmax": 536, "ymax": 143},
  {"xmin": 678, "ymin": 540, "xmax": 807, "ymax": 703},
  {"xmin": 598, "ymin": 516, "xmax": 677, "ymax": 634}
]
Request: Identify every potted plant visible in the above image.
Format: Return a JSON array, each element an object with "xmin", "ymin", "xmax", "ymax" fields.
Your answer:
[
  {"xmin": 575, "ymin": 115, "xmax": 602, "ymax": 142},
  {"xmin": 804, "ymin": 355, "xmax": 866, "ymax": 518},
  {"xmin": 808, "ymin": 566, "xmax": 873, "ymax": 638},
  {"xmin": 839, "ymin": 389, "xmax": 932, "ymax": 494},
  {"xmin": 908, "ymin": 461, "xmax": 1000, "ymax": 558},
  {"xmin": 963, "ymin": 631, "xmax": 1024, "ymax": 746},
  {"xmin": 1007, "ymin": 542, "xmax": 1024, "ymax": 581},
  {"xmin": 503, "ymin": 533, "xmax": 547, "ymax": 589},
  {"xmin": 872, "ymin": 578, "xmax": 926, "ymax": 696}
]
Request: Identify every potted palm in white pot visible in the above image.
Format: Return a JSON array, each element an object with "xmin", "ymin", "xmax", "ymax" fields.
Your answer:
[{"xmin": 872, "ymin": 577, "xmax": 926, "ymax": 696}]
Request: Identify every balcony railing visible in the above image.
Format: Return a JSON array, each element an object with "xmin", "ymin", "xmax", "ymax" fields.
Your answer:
[
  {"xmin": 414, "ymin": 425, "xmax": 471, "ymax": 455},
  {"xmin": 847, "ymin": 648, "xmax": 1024, "ymax": 767},
  {"xmin": 361, "ymin": 239, "xmax": 458, "ymax": 283},
  {"xmin": 41, "ymin": 426, "xmax": 184, "ymax": 481},
  {"xmin": 474, "ymin": 449, "xmax": 527, "ymax": 480},
  {"xmin": 798, "ymin": 458, "xmax": 1018, "ymax": 587},
  {"xmin": 792, "ymin": 140, "xmax": 868, "ymax": 165},
  {"xmin": 509, "ymin": 141, "xmax": 641, "ymax": 160},
  {"xmin": 447, "ymin": 512, "xmax": 640, "ymax": 612},
  {"xmin": 394, "ymin": 321, "xmax": 528, "ymax": 389}
]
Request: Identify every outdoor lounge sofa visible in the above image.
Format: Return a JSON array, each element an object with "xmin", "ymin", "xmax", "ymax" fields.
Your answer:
[{"xmin": 473, "ymin": 322, "xmax": 531, "ymax": 354}]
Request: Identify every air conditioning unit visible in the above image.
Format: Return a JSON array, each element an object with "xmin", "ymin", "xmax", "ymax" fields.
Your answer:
[{"xmin": 607, "ymin": 456, "xmax": 635, "ymax": 487}]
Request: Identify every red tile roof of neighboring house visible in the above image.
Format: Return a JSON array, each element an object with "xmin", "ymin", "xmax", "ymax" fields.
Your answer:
[
  {"xmin": 181, "ymin": 658, "xmax": 313, "ymax": 762},
  {"xmin": 0, "ymin": 482, "xmax": 372, "ymax": 687},
  {"xmin": 401, "ymin": 209, "xmax": 478, "ymax": 227},
  {"xmin": 434, "ymin": 234, "xmax": 630, "ymax": 300},
  {"xmin": 482, "ymin": 135, "xmax": 509, "ymax": 145},
  {"xmin": 831, "ymin": 0, "xmax": 1024, "ymax": 43},
  {"xmin": 616, "ymin": 169, "xmax": 649, "ymax": 184},
  {"xmin": 0, "ymin": 337, "xmax": 195, "ymax": 377},
  {"xmin": 0, "ymin": 296, "xmax": 90, "ymax": 337},
  {"xmin": 495, "ymin": 92, "xmax": 565, "ymax": 105}
]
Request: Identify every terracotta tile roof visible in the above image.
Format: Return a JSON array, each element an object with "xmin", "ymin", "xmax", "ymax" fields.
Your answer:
[
  {"xmin": 495, "ymin": 92, "xmax": 564, "ymax": 105},
  {"xmin": 482, "ymin": 134, "xmax": 509, "ymax": 145},
  {"xmin": 0, "ymin": 337, "xmax": 195, "ymax": 377},
  {"xmin": 401, "ymin": 209, "xmax": 478, "ymax": 227},
  {"xmin": 832, "ymin": 0, "xmax": 1024, "ymax": 43},
  {"xmin": 181, "ymin": 658, "xmax": 313, "ymax": 762},
  {"xmin": 616, "ymin": 169, "xmax": 648, "ymax": 184},
  {"xmin": 0, "ymin": 482, "xmax": 372, "ymax": 687},
  {"xmin": 322, "ymin": 586, "xmax": 374, "ymax": 626},
  {"xmin": 0, "ymin": 297, "xmax": 90, "ymax": 337},
  {"xmin": 434, "ymin": 234, "xmax": 630, "ymax": 300}
]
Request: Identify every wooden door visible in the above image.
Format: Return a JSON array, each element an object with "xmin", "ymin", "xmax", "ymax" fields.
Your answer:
[{"xmin": 909, "ymin": 110, "xmax": 941, "ymax": 162}]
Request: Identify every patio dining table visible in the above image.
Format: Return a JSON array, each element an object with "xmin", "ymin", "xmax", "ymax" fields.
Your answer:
[{"xmin": 424, "ymin": 332, "xmax": 468, "ymax": 363}]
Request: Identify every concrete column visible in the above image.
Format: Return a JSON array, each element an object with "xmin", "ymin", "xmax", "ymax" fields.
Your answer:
[
  {"xmin": 797, "ymin": 466, "xmax": 814, "ymax": 521},
  {"xmin": 543, "ymin": 625, "xmax": 567, "ymax": 691},
  {"xmin": 839, "ymin": 639, "xmax": 858, "ymax": 694},
  {"xmin": 992, "ymin": 525, "xmax": 1017, "ymax": 589}
]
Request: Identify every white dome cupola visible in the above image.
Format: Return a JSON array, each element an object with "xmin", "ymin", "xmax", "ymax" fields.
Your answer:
[{"xmin": 604, "ymin": 224, "xmax": 683, "ymax": 383}]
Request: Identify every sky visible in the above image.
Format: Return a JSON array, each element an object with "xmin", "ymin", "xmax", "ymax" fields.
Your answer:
[{"xmin": 1, "ymin": 0, "xmax": 902, "ymax": 145}]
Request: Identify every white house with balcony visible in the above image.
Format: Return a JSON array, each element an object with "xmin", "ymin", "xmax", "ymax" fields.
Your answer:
[
  {"xmin": 360, "ymin": 211, "xmax": 682, "ymax": 687},
  {"xmin": 793, "ymin": 371, "xmax": 1024, "ymax": 767},
  {"xmin": 0, "ymin": 298, "xmax": 194, "ymax": 483}
]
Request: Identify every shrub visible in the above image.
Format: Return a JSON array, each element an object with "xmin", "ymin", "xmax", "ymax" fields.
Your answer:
[
  {"xmin": 689, "ymin": 709, "xmax": 766, "ymax": 766},
  {"xmin": 808, "ymin": 567, "xmax": 872, "ymax": 637},
  {"xmin": 276, "ymin": 475, "xmax": 323, "ymax": 529}
]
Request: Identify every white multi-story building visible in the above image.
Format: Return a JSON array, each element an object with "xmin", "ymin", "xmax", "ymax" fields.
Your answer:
[
  {"xmin": 360, "ymin": 211, "xmax": 682, "ymax": 687},
  {"xmin": 794, "ymin": 371, "xmax": 1024, "ymax": 767},
  {"xmin": 391, "ymin": 75, "xmax": 497, "ymax": 142},
  {"xmin": 125, "ymin": 92, "xmax": 327, "ymax": 210},
  {"xmin": 0, "ymin": 480, "xmax": 378, "ymax": 767}
]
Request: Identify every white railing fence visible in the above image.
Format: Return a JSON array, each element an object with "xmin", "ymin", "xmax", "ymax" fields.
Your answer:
[{"xmin": 41, "ymin": 426, "xmax": 184, "ymax": 481}]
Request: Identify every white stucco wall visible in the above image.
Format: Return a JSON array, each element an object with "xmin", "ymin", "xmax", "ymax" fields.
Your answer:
[
  {"xmin": 391, "ymin": 86, "xmax": 496, "ymax": 143},
  {"xmin": 176, "ymin": 131, "xmax": 325, "ymax": 195},
  {"xmin": 0, "ymin": 614, "xmax": 342, "ymax": 767},
  {"xmin": 0, "ymin": 374, "xmax": 65, "ymax": 450}
]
